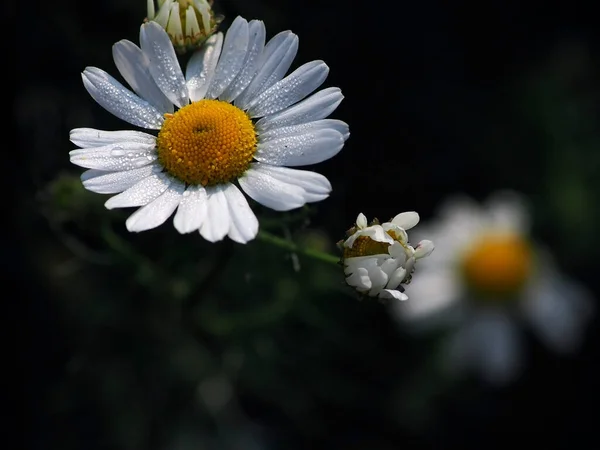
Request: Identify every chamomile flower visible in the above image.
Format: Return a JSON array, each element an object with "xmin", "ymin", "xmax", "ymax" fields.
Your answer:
[
  {"xmin": 341, "ymin": 212, "xmax": 434, "ymax": 301},
  {"xmin": 69, "ymin": 17, "xmax": 349, "ymax": 243},
  {"xmin": 391, "ymin": 191, "xmax": 595, "ymax": 385}
]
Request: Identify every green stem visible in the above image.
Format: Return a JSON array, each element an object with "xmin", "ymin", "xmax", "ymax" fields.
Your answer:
[{"xmin": 257, "ymin": 230, "xmax": 341, "ymax": 266}]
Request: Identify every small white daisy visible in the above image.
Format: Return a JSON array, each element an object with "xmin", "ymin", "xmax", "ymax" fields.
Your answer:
[
  {"xmin": 392, "ymin": 191, "xmax": 595, "ymax": 385},
  {"xmin": 69, "ymin": 16, "xmax": 349, "ymax": 243},
  {"xmin": 341, "ymin": 212, "xmax": 434, "ymax": 301}
]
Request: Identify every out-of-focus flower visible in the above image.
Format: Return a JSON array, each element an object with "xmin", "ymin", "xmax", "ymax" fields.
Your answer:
[
  {"xmin": 146, "ymin": 0, "xmax": 223, "ymax": 54},
  {"xmin": 69, "ymin": 17, "xmax": 349, "ymax": 243},
  {"xmin": 341, "ymin": 212, "xmax": 434, "ymax": 301},
  {"xmin": 392, "ymin": 191, "xmax": 595, "ymax": 385}
]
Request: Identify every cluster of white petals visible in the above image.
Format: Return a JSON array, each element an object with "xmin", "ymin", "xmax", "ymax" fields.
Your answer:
[{"xmin": 342, "ymin": 212, "xmax": 434, "ymax": 301}]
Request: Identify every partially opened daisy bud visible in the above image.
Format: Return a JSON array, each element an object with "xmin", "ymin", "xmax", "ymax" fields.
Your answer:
[
  {"xmin": 146, "ymin": 0, "xmax": 223, "ymax": 54},
  {"xmin": 340, "ymin": 212, "xmax": 434, "ymax": 301}
]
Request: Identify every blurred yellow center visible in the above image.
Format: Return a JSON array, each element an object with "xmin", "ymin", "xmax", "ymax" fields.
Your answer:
[
  {"xmin": 344, "ymin": 236, "xmax": 390, "ymax": 258},
  {"xmin": 460, "ymin": 233, "xmax": 533, "ymax": 297},
  {"xmin": 156, "ymin": 99, "xmax": 257, "ymax": 186}
]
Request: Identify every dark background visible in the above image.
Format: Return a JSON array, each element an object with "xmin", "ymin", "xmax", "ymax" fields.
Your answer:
[{"xmin": 13, "ymin": 0, "xmax": 600, "ymax": 448}]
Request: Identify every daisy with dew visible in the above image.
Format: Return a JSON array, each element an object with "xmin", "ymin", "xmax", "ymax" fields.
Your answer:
[
  {"xmin": 341, "ymin": 212, "xmax": 434, "ymax": 301},
  {"xmin": 392, "ymin": 191, "xmax": 595, "ymax": 385},
  {"xmin": 69, "ymin": 16, "xmax": 349, "ymax": 243}
]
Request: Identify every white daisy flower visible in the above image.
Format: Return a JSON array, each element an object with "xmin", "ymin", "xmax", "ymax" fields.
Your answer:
[
  {"xmin": 341, "ymin": 212, "xmax": 434, "ymax": 301},
  {"xmin": 69, "ymin": 16, "xmax": 349, "ymax": 243},
  {"xmin": 392, "ymin": 191, "xmax": 595, "ymax": 385}
]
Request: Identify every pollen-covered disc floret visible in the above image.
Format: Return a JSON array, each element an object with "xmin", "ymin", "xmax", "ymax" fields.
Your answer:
[
  {"xmin": 69, "ymin": 16, "xmax": 349, "ymax": 243},
  {"xmin": 157, "ymin": 100, "xmax": 257, "ymax": 186},
  {"xmin": 340, "ymin": 212, "xmax": 434, "ymax": 301}
]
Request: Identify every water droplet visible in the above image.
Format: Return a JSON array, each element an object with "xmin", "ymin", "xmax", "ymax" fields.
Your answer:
[
  {"xmin": 111, "ymin": 148, "xmax": 125, "ymax": 157},
  {"xmin": 182, "ymin": 190, "xmax": 190, "ymax": 197},
  {"xmin": 147, "ymin": 155, "xmax": 156, "ymax": 161}
]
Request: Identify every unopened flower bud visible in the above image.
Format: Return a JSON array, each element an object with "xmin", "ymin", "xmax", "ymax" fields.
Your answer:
[{"xmin": 146, "ymin": 0, "xmax": 223, "ymax": 54}]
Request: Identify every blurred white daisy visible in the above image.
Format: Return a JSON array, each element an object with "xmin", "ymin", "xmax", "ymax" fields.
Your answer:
[
  {"xmin": 69, "ymin": 16, "xmax": 349, "ymax": 243},
  {"xmin": 341, "ymin": 212, "xmax": 434, "ymax": 301},
  {"xmin": 392, "ymin": 191, "xmax": 595, "ymax": 385}
]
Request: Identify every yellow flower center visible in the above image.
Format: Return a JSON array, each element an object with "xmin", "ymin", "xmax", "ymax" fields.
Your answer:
[
  {"xmin": 460, "ymin": 233, "xmax": 533, "ymax": 298},
  {"xmin": 344, "ymin": 236, "xmax": 390, "ymax": 258},
  {"xmin": 156, "ymin": 99, "xmax": 257, "ymax": 186}
]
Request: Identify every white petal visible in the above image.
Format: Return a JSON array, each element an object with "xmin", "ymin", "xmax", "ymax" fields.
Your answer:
[
  {"xmin": 152, "ymin": 0, "xmax": 170, "ymax": 26},
  {"xmin": 70, "ymin": 128, "xmax": 156, "ymax": 148},
  {"xmin": 185, "ymin": 5, "xmax": 201, "ymax": 39},
  {"xmin": 388, "ymin": 241, "xmax": 408, "ymax": 261},
  {"xmin": 381, "ymin": 289, "xmax": 409, "ymax": 301},
  {"xmin": 105, "ymin": 173, "xmax": 171, "ymax": 209},
  {"xmin": 258, "ymin": 119, "xmax": 349, "ymax": 142},
  {"xmin": 238, "ymin": 166, "xmax": 304, "ymax": 211},
  {"xmin": 173, "ymin": 185, "xmax": 208, "ymax": 233},
  {"xmin": 223, "ymin": 183, "xmax": 259, "ymax": 243},
  {"xmin": 356, "ymin": 213, "xmax": 367, "ymax": 229},
  {"xmin": 206, "ymin": 16, "xmax": 249, "ymax": 99},
  {"xmin": 81, "ymin": 67, "xmax": 164, "ymax": 129},
  {"xmin": 256, "ymin": 87, "xmax": 344, "ymax": 132},
  {"xmin": 147, "ymin": 0, "xmax": 156, "ymax": 19},
  {"xmin": 396, "ymin": 270, "xmax": 461, "ymax": 323},
  {"xmin": 238, "ymin": 163, "xmax": 330, "ymax": 211},
  {"xmin": 380, "ymin": 258, "xmax": 400, "ymax": 277},
  {"xmin": 386, "ymin": 267, "xmax": 408, "ymax": 290},
  {"xmin": 414, "ymin": 240, "xmax": 435, "ymax": 259},
  {"xmin": 366, "ymin": 264, "xmax": 388, "ymax": 296},
  {"xmin": 166, "ymin": 2, "xmax": 183, "ymax": 46},
  {"xmin": 249, "ymin": 163, "xmax": 331, "ymax": 202},
  {"xmin": 247, "ymin": 60, "xmax": 329, "ymax": 118},
  {"xmin": 343, "ymin": 225, "xmax": 393, "ymax": 249},
  {"xmin": 199, "ymin": 186, "xmax": 230, "ymax": 242},
  {"xmin": 487, "ymin": 190, "xmax": 530, "ymax": 234},
  {"xmin": 193, "ymin": 0, "xmax": 211, "ymax": 33},
  {"xmin": 435, "ymin": 196, "xmax": 487, "ymax": 252},
  {"xmin": 81, "ymin": 164, "xmax": 159, "ymax": 194},
  {"xmin": 255, "ymin": 129, "xmax": 345, "ymax": 166},
  {"xmin": 218, "ymin": 20, "xmax": 266, "ymax": 103},
  {"xmin": 521, "ymin": 275, "xmax": 595, "ymax": 353},
  {"xmin": 391, "ymin": 211, "xmax": 420, "ymax": 230},
  {"xmin": 234, "ymin": 31, "xmax": 298, "ymax": 110},
  {"xmin": 346, "ymin": 267, "xmax": 372, "ymax": 290},
  {"xmin": 140, "ymin": 21, "xmax": 188, "ymax": 108},
  {"xmin": 112, "ymin": 39, "xmax": 174, "ymax": 114},
  {"xmin": 451, "ymin": 310, "xmax": 523, "ymax": 386},
  {"xmin": 344, "ymin": 256, "xmax": 387, "ymax": 275},
  {"xmin": 125, "ymin": 181, "xmax": 185, "ymax": 232},
  {"xmin": 382, "ymin": 223, "xmax": 409, "ymax": 244},
  {"xmin": 70, "ymin": 142, "xmax": 157, "ymax": 171},
  {"xmin": 186, "ymin": 32, "xmax": 224, "ymax": 102},
  {"xmin": 405, "ymin": 257, "xmax": 416, "ymax": 274}
]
